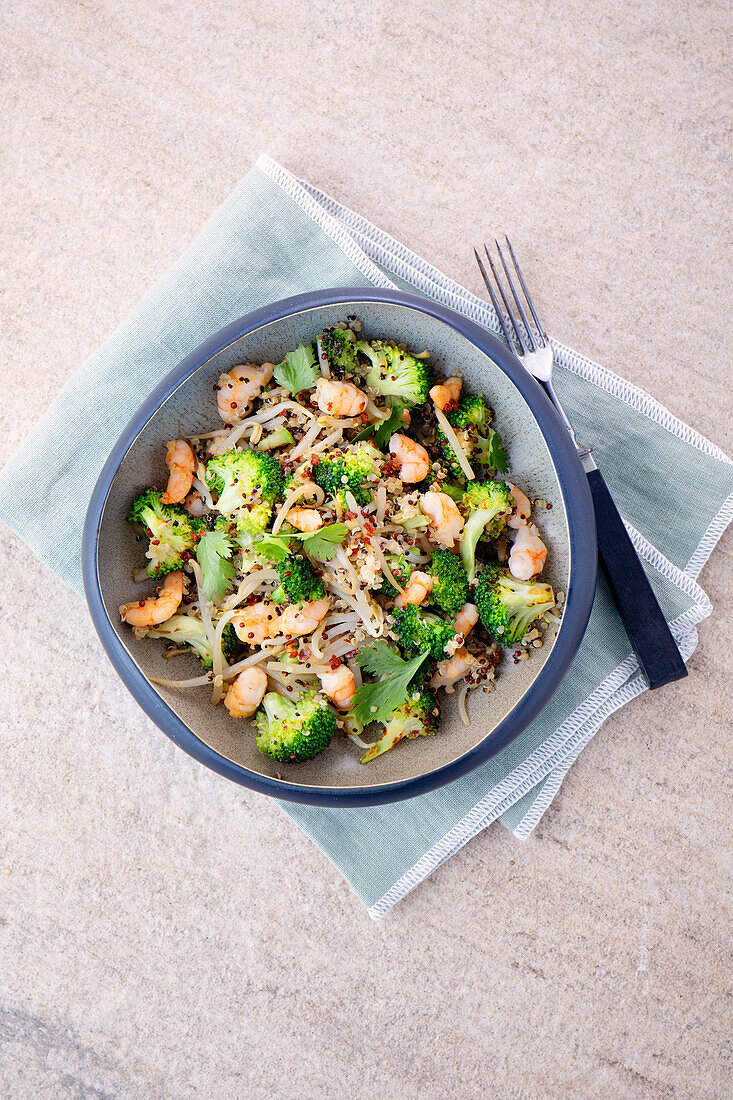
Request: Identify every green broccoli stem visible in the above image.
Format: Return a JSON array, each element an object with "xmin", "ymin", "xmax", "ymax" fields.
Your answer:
[
  {"xmin": 261, "ymin": 692, "xmax": 294, "ymax": 725},
  {"xmin": 461, "ymin": 511, "xmax": 493, "ymax": 581}
]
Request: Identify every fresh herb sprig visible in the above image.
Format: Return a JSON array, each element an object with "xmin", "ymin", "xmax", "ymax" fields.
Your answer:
[
  {"xmin": 196, "ymin": 528, "xmax": 237, "ymax": 601},
  {"xmin": 273, "ymin": 342, "xmax": 319, "ymax": 395},
  {"xmin": 256, "ymin": 522, "xmax": 349, "ymax": 563},
  {"xmin": 353, "ymin": 400, "xmax": 408, "ymax": 447},
  {"xmin": 484, "ymin": 430, "xmax": 509, "ymax": 474},
  {"xmin": 352, "ymin": 642, "xmax": 431, "ymax": 725}
]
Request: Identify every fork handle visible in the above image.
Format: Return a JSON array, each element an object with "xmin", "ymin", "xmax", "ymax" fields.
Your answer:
[{"xmin": 586, "ymin": 467, "xmax": 688, "ymax": 689}]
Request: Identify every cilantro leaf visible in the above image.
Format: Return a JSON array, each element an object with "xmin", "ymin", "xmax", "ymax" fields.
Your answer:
[
  {"xmin": 372, "ymin": 402, "xmax": 408, "ymax": 448},
  {"xmin": 273, "ymin": 342, "xmax": 319, "ymax": 395},
  {"xmin": 254, "ymin": 532, "xmax": 295, "ymax": 562},
  {"xmin": 352, "ymin": 400, "xmax": 407, "ymax": 447},
  {"xmin": 352, "ymin": 644, "xmax": 431, "ymax": 725},
  {"xmin": 196, "ymin": 529, "xmax": 237, "ymax": 601},
  {"xmin": 301, "ymin": 522, "xmax": 349, "ymax": 561},
  {"xmin": 477, "ymin": 431, "xmax": 506, "ymax": 475},
  {"xmin": 486, "ymin": 430, "xmax": 509, "ymax": 474}
]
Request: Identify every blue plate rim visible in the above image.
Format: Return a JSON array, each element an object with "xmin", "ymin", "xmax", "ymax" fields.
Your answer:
[{"xmin": 82, "ymin": 286, "xmax": 597, "ymax": 807}]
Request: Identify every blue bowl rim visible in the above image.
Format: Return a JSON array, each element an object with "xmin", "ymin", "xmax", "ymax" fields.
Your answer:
[{"xmin": 83, "ymin": 286, "xmax": 597, "ymax": 807}]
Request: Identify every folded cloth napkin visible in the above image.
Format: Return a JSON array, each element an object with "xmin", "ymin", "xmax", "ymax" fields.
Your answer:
[{"xmin": 1, "ymin": 155, "xmax": 731, "ymax": 917}]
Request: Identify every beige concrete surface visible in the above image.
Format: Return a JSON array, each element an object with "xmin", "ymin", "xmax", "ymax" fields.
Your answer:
[{"xmin": 1, "ymin": 2, "xmax": 732, "ymax": 1097}]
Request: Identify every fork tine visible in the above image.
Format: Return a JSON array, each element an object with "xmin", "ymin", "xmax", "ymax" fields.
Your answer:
[
  {"xmin": 495, "ymin": 239, "xmax": 536, "ymax": 352},
  {"xmin": 473, "ymin": 247, "xmax": 516, "ymax": 352},
  {"xmin": 483, "ymin": 244, "xmax": 527, "ymax": 353},
  {"xmin": 504, "ymin": 236, "xmax": 548, "ymax": 344}
]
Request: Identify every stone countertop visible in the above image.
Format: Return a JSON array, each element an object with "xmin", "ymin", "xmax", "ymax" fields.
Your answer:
[{"xmin": 1, "ymin": 2, "xmax": 731, "ymax": 1097}]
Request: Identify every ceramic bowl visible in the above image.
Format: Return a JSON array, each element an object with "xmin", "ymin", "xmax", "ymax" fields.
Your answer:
[{"xmin": 83, "ymin": 288, "xmax": 596, "ymax": 806}]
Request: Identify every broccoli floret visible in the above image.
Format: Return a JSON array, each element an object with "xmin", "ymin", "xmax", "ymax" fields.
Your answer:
[
  {"xmin": 360, "ymin": 687, "xmax": 441, "ymax": 763},
  {"xmin": 475, "ymin": 565, "xmax": 556, "ymax": 645},
  {"xmin": 275, "ymin": 553, "xmax": 325, "ymax": 604},
  {"xmin": 427, "ymin": 549, "xmax": 469, "ymax": 615},
  {"xmin": 449, "ymin": 394, "xmax": 492, "ymax": 431},
  {"xmin": 376, "ymin": 553, "xmax": 412, "ymax": 599},
  {"xmin": 460, "ymin": 480, "xmax": 513, "ymax": 581},
  {"xmin": 438, "ymin": 395, "xmax": 508, "ymax": 480},
  {"xmin": 312, "ymin": 441, "xmax": 380, "ymax": 509},
  {"xmin": 320, "ymin": 328, "xmax": 360, "ymax": 373},
  {"xmin": 255, "ymin": 690, "xmax": 336, "ymax": 762},
  {"xmin": 146, "ymin": 614, "xmax": 238, "ymax": 671},
  {"xmin": 127, "ymin": 489, "xmax": 204, "ymax": 578},
  {"xmin": 205, "ymin": 449, "xmax": 284, "ymax": 537},
  {"xmin": 391, "ymin": 604, "xmax": 457, "ymax": 659},
  {"xmin": 355, "ymin": 339, "xmax": 432, "ymax": 405}
]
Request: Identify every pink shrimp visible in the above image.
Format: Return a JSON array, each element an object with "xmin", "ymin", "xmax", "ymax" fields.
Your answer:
[
  {"xmin": 232, "ymin": 602, "xmax": 282, "ymax": 645},
  {"xmin": 160, "ymin": 439, "xmax": 195, "ymax": 505},
  {"xmin": 224, "ymin": 667, "xmax": 268, "ymax": 718},
  {"xmin": 508, "ymin": 523, "xmax": 548, "ymax": 580},
  {"xmin": 454, "ymin": 603, "xmax": 479, "ymax": 639},
  {"xmin": 120, "ymin": 571, "xmax": 186, "ymax": 629},
  {"xmin": 285, "ymin": 508, "xmax": 323, "ymax": 533},
  {"xmin": 318, "ymin": 664, "xmax": 356, "ymax": 710},
  {"xmin": 507, "ymin": 485, "xmax": 532, "ymax": 530},
  {"xmin": 395, "ymin": 571, "xmax": 433, "ymax": 608},
  {"xmin": 389, "ymin": 434, "xmax": 430, "ymax": 483},
  {"xmin": 420, "ymin": 491, "xmax": 465, "ymax": 549},
  {"xmin": 217, "ymin": 363, "xmax": 274, "ymax": 424},
  {"xmin": 315, "ymin": 377, "xmax": 368, "ymax": 417},
  {"xmin": 280, "ymin": 598, "xmax": 331, "ymax": 638},
  {"xmin": 429, "ymin": 377, "xmax": 463, "ymax": 412},
  {"xmin": 429, "ymin": 647, "xmax": 478, "ymax": 691}
]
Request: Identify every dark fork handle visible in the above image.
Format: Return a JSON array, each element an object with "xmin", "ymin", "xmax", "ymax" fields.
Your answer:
[{"xmin": 586, "ymin": 467, "xmax": 688, "ymax": 689}]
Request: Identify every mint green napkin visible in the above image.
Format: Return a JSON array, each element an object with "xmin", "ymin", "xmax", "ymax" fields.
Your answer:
[{"xmin": 1, "ymin": 156, "xmax": 731, "ymax": 917}]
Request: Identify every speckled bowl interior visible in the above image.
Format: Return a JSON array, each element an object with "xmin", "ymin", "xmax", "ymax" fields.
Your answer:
[{"xmin": 88, "ymin": 294, "xmax": 594, "ymax": 805}]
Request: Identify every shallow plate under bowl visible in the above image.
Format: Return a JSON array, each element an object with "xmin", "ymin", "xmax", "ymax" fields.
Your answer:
[{"xmin": 83, "ymin": 288, "xmax": 596, "ymax": 806}]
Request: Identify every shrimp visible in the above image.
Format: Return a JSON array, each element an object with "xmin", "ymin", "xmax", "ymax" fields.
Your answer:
[
  {"xmin": 120, "ymin": 571, "xmax": 186, "ymax": 629},
  {"xmin": 389, "ymin": 434, "xmax": 430, "ymax": 483},
  {"xmin": 280, "ymin": 598, "xmax": 331, "ymax": 638},
  {"xmin": 420, "ymin": 491, "xmax": 465, "ymax": 549},
  {"xmin": 318, "ymin": 664, "xmax": 356, "ymax": 711},
  {"xmin": 314, "ymin": 377, "xmax": 368, "ymax": 417},
  {"xmin": 455, "ymin": 603, "xmax": 479, "ymax": 639},
  {"xmin": 395, "ymin": 570, "xmax": 433, "ymax": 608},
  {"xmin": 429, "ymin": 376, "xmax": 462, "ymax": 412},
  {"xmin": 183, "ymin": 489, "xmax": 206, "ymax": 517},
  {"xmin": 217, "ymin": 362, "xmax": 274, "ymax": 424},
  {"xmin": 160, "ymin": 439, "xmax": 195, "ymax": 505},
  {"xmin": 507, "ymin": 484, "xmax": 532, "ymax": 530},
  {"xmin": 285, "ymin": 507, "xmax": 323, "ymax": 533},
  {"xmin": 508, "ymin": 522, "xmax": 548, "ymax": 580},
  {"xmin": 429, "ymin": 647, "xmax": 478, "ymax": 691},
  {"xmin": 224, "ymin": 667, "xmax": 268, "ymax": 719},
  {"xmin": 232, "ymin": 601, "xmax": 282, "ymax": 645}
]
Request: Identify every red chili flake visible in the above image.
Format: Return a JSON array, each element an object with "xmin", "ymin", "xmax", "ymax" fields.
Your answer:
[
  {"xmin": 151, "ymin": 538, "xmax": 160, "ymax": 546},
  {"xmin": 181, "ymin": 550, "xmax": 192, "ymax": 561},
  {"xmin": 329, "ymin": 655, "xmax": 342, "ymax": 670},
  {"xmin": 311, "ymin": 455, "xmax": 321, "ymax": 466}
]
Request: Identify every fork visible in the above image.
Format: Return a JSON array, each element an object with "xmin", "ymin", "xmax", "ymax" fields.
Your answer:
[{"xmin": 474, "ymin": 239, "xmax": 688, "ymax": 689}]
